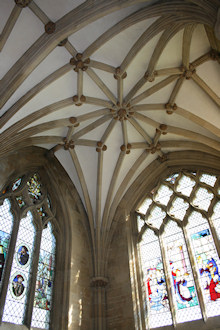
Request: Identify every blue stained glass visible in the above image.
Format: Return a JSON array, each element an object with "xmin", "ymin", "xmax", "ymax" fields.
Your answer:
[
  {"xmin": 47, "ymin": 196, "xmax": 51, "ymax": 209},
  {"xmin": 12, "ymin": 178, "xmax": 22, "ymax": 191},
  {"xmin": 165, "ymin": 173, "xmax": 179, "ymax": 184},
  {"xmin": 140, "ymin": 230, "xmax": 172, "ymax": 328},
  {"xmin": 2, "ymin": 212, "xmax": 35, "ymax": 325},
  {"xmin": 37, "ymin": 207, "xmax": 47, "ymax": 221},
  {"xmin": 163, "ymin": 221, "xmax": 201, "ymax": 323},
  {"xmin": 31, "ymin": 222, "xmax": 56, "ymax": 329},
  {"xmin": 188, "ymin": 212, "xmax": 220, "ymax": 318}
]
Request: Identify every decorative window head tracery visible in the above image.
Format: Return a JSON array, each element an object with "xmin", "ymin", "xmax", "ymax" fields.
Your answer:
[
  {"xmin": 137, "ymin": 170, "xmax": 220, "ymax": 328},
  {"xmin": 0, "ymin": 173, "xmax": 57, "ymax": 329}
]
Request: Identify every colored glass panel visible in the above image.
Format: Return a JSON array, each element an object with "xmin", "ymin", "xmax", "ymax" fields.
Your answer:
[
  {"xmin": 27, "ymin": 174, "xmax": 42, "ymax": 200},
  {"xmin": 188, "ymin": 211, "xmax": 220, "ymax": 317},
  {"xmin": 37, "ymin": 207, "xmax": 47, "ymax": 221},
  {"xmin": 16, "ymin": 196, "xmax": 25, "ymax": 209},
  {"xmin": 12, "ymin": 178, "xmax": 22, "ymax": 192},
  {"xmin": 2, "ymin": 212, "xmax": 35, "ymax": 325},
  {"xmin": 165, "ymin": 173, "xmax": 179, "ymax": 184},
  {"xmin": 0, "ymin": 199, "xmax": 13, "ymax": 288},
  {"xmin": 140, "ymin": 229, "xmax": 172, "ymax": 328},
  {"xmin": 31, "ymin": 222, "xmax": 56, "ymax": 329},
  {"xmin": 163, "ymin": 221, "xmax": 201, "ymax": 323},
  {"xmin": 47, "ymin": 196, "xmax": 51, "ymax": 209},
  {"xmin": 138, "ymin": 170, "xmax": 220, "ymax": 327}
]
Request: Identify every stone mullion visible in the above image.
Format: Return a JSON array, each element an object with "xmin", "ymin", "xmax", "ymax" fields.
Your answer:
[
  {"xmin": 188, "ymin": 180, "xmax": 199, "ymax": 207},
  {"xmin": 24, "ymin": 220, "xmax": 42, "ymax": 328},
  {"xmin": 208, "ymin": 215, "xmax": 220, "ymax": 258},
  {"xmin": 126, "ymin": 214, "xmax": 143, "ymax": 330},
  {"xmin": 207, "ymin": 195, "xmax": 220, "ymax": 258},
  {"xmin": 182, "ymin": 224, "xmax": 207, "ymax": 322},
  {"xmin": 0, "ymin": 198, "xmax": 21, "ymax": 323},
  {"xmin": 131, "ymin": 212, "xmax": 147, "ymax": 330},
  {"xmin": 158, "ymin": 232, "xmax": 177, "ymax": 328},
  {"xmin": 136, "ymin": 244, "xmax": 149, "ymax": 330}
]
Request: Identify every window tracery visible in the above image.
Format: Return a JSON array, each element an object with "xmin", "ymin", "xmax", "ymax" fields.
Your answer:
[
  {"xmin": 136, "ymin": 170, "xmax": 220, "ymax": 328},
  {"xmin": 0, "ymin": 173, "xmax": 57, "ymax": 329}
]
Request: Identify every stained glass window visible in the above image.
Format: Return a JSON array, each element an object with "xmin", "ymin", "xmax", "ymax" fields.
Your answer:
[
  {"xmin": 0, "ymin": 199, "xmax": 13, "ymax": 289},
  {"xmin": 12, "ymin": 178, "xmax": 22, "ymax": 191},
  {"xmin": 165, "ymin": 173, "xmax": 179, "ymax": 184},
  {"xmin": 140, "ymin": 229, "xmax": 172, "ymax": 328},
  {"xmin": 3, "ymin": 212, "xmax": 35, "ymax": 324},
  {"xmin": 27, "ymin": 174, "xmax": 42, "ymax": 200},
  {"xmin": 187, "ymin": 212, "xmax": 220, "ymax": 318},
  {"xmin": 16, "ymin": 196, "xmax": 25, "ymax": 208},
  {"xmin": 137, "ymin": 170, "xmax": 220, "ymax": 328},
  {"xmin": 31, "ymin": 222, "xmax": 56, "ymax": 329},
  {"xmin": 37, "ymin": 206, "xmax": 47, "ymax": 221},
  {"xmin": 163, "ymin": 221, "xmax": 201, "ymax": 323},
  {"xmin": 0, "ymin": 173, "xmax": 57, "ymax": 329}
]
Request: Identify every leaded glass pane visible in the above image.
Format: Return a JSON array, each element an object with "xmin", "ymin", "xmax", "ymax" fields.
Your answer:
[
  {"xmin": 138, "ymin": 198, "xmax": 152, "ymax": 214},
  {"xmin": 176, "ymin": 175, "xmax": 196, "ymax": 197},
  {"xmin": 192, "ymin": 187, "xmax": 214, "ymax": 211},
  {"xmin": 148, "ymin": 206, "xmax": 166, "ymax": 229},
  {"xmin": 0, "ymin": 199, "xmax": 13, "ymax": 288},
  {"xmin": 137, "ymin": 216, "xmax": 144, "ymax": 233},
  {"xmin": 3, "ymin": 211, "xmax": 35, "ymax": 325},
  {"xmin": 31, "ymin": 222, "xmax": 56, "ymax": 329},
  {"xmin": 169, "ymin": 197, "xmax": 189, "ymax": 220},
  {"xmin": 154, "ymin": 185, "xmax": 173, "ymax": 206},
  {"xmin": 211, "ymin": 201, "xmax": 220, "ymax": 239},
  {"xmin": 187, "ymin": 213, "xmax": 220, "ymax": 318},
  {"xmin": 163, "ymin": 221, "xmax": 202, "ymax": 323},
  {"xmin": 200, "ymin": 173, "xmax": 217, "ymax": 187},
  {"xmin": 139, "ymin": 229, "xmax": 172, "ymax": 328}
]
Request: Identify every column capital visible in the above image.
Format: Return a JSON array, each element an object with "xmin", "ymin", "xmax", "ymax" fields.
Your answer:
[{"xmin": 91, "ymin": 276, "xmax": 108, "ymax": 287}]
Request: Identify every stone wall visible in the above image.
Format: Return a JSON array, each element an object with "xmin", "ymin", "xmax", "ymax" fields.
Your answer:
[{"xmin": 106, "ymin": 218, "xmax": 134, "ymax": 330}]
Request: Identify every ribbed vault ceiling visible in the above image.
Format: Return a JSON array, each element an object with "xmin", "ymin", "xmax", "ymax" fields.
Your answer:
[{"xmin": 0, "ymin": 0, "xmax": 220, "ymax": 272}]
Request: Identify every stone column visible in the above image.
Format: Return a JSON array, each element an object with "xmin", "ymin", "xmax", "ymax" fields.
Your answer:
[{"xmin": 91, "ymin": 276, "xmax": 108, "ymax": 330}]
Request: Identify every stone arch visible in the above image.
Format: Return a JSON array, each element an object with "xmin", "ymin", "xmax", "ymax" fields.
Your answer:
[{"xmin": 0, "ymin": 146, "xmax": 93, "ymax": 330}]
